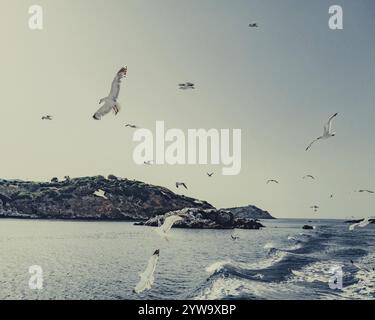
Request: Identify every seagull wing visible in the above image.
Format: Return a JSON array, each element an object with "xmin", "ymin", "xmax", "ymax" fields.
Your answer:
[
  {"xmin": 325, "ymin": 113, "xmax": 338, "ymax": 133},
  {"xmin": 108, "ymin": 68, "xmax": 127, "ymax": 101},
  {"xmin": 306, "ymin": 138, "xmax": 320, "ymax": 151},
  {"xmin": 93, "ymin": 102, "xmax": 113, "ymax": 120},
  {"xmin": 161, "ymin": 215, "xmax": 183, "ymax": 233},
  {"xmin": 134, "ymin": 251, "xmax": 159, "ymax": 294}
]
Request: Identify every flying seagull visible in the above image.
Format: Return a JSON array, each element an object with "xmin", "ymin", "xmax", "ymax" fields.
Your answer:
[
  {"xmin": 179, "ymin": 82, "xmax": 195, "ymax": 90},
  {"xmin": 143, "ymin": 160, "xmax": 153, "ymax": 166},
  {"xmin": 93, "ymin": 189, "xmax": 108, "ymax": 200},
  {"xmin": 133, "ymin": 249, "xmax": 160, "ymax": 294},
  {"xmin": 93, "ymin": 67, "xmax": 127, "ymax": 120},
  {"xmin": 306, "ymin": 113, "xmax": 338, "ymax": 151},
  {"xmin": 355, "ymin": 190, "xmax": 374, "ymax": 194},
  {"xmin": 125, "ymin": 124, "xmax": 138, "ymax": 129},
  {"xmin": 207, "ymin": 172, "xmax": 214, "ymax": 177},
  {"xmin": 155, "ymin": 215, "xmax": 184, "ymax": 240},
  {"xmin": 41, "ymin": 115, "xmax": 52, "ymax": 120},
  {"xmin": 176, "ymin": 182, "xmax": 188, "ymax": 189},
  {"xmin": 310, "ymin": 205, "xmax": 319, "ymax": 212},
  {"xmin": 267, "ymin": 179, "xmax": 279, "ymax": 184},
  {"xmin": 349, "ymin": 217, "xmax": 375, "ymax": 231},
  {"xmin": 303, "ymin": 175, "xmax": 315, "ymax": 180},
  {"xmin": 248, "ymin": 23, "xmax": 258, "ymax": 27},
  {"xmin": 231, "ymin": 234, "xmax": 240, "ymax": 241}
]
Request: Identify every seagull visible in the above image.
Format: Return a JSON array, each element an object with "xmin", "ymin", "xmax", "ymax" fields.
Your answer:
[
  {"xmin": 93, "ymin": 67, "xmax": 127, "ymax": 120},
  {"xmin": 125, "ymin": 124, "xmax": 138, "ymax": 129},
  {"xmin": 207, "ymin": 172, "xmax": 214, "ymax": 177},
  {"xmin": 248, "ymin": 23, "xmax": 258, "ymax": 27},
  {"xmin": 310, "ymin": 205, "xmax": 319, "ymax": 212},
  {"xmin": 155, "ymin": 215, "xmax": 184, "ymax": 240},
  {"xmin": 93, "ymin": 189, "xmax": 108, "ymax": 199},
  {"xmin": 176, "ymin": 182, "xmax": 188, "ymax": 189},
  {"xmin": 231, "ymin": 234, "xmax": 240, "ymax": 241},
  {"xmin": 267, "ymin": 179, "xmax": 279, "ymax": 184},
  {"xmin": 41, "ymin": 115, "xmax": 52, "ymax": 120},
  {"xmin": 355, "ymin": 190, "xmax": 374, "ymax": 194},
  {"xmin": 303, "ymin": 175, "xmax": 315, "ymax": 180},
  {"xmin": 143, "ymin": 160, "xmax": 153, "ymax": 166},
  {"xmin": 133, "ymin": 249, "xmax": 160, "ymax": 294},
  {"xmin": 305, "ymin": 113, "xmax": 338, "ymax": 151},
  {"xmin": 179, "ymin": 82, "xmax": 195, "ymax": 90},
  {"xmin": 349, "ymin": 217, "xmax": 375, "ymax": 231}
]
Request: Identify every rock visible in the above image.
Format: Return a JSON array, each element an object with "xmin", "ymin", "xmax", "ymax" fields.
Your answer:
[
  {"xmin": 302, "ymin": 225, "xmax": 314, "ymax": 230},
  {"xmin": 0, "ymin": 176, "xmax": 213, "ymax": 221},
  {"xmin": 141, "ymin": 208, "xmax": 265, "ymax": 230},
  {"xmin": 223, "ymin": 205, "xmax": 275, "ymax": 220}
]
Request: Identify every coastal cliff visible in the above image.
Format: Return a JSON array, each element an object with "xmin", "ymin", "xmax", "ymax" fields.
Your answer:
[{"xmin": 0, "ymin": 176, "xmax": 212, "ymax": 221}]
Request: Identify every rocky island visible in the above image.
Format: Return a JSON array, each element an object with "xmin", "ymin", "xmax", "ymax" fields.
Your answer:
[
  {"xmin": 0, "ymin": 176, "xmax": 212, "ymax": 220},
  {"xmin": 138, "ymin": 207, "xmax": 265, "ymax": 230},
  {"xmin": 0, "ymin": 176, "xmax": 274, "ymax": 229}
]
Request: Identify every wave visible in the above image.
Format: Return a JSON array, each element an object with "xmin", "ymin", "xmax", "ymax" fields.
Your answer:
[{"xmin": 193, "ymin": 226, "xmax": 375, "ymax": 300}]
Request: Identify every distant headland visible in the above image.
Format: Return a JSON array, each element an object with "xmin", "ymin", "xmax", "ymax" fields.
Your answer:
[{"xmin": 0, "ymin": 176, "xmax": 274, "ymax": 227}]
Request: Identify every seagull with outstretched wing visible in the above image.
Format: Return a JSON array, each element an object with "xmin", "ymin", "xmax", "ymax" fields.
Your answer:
[
  {"xmin": 133, "ymin": 249, "xmax": 160, "ymax": 294},
  {"xmin": 355, "ymin": 189, "xmax": 374, "ymax": 194},
  {"xmin": 93, "ymin": 67, "xmax": 127, "ymax": 120},
  {"xmin": 155, "ymin": 215, "xmax": 184, "ymax": 240},
  {"xmin": 303, "ymin": 175, "xmax": 315, "ymax": 180},
  {"xmin": 306, "ymin": 113, "xmax": 338, "ymax": 151},
  {"xmin": 267, "ymin": 179, "xmax": 279, "ymax": 184},
  {"xmin": 93, "ymin": 189, "xmax": 108, "ymax": 199},
  {"xmin": 125, "ymin": 124, "xmax": 138, "ymax": 128},
  {"xmin": 349, "ymin": 217, "xmax": 375, "ymax": 231},
  {"xmin": 176, "ymin": 182, "xmax": 188, "ymax": 189}
]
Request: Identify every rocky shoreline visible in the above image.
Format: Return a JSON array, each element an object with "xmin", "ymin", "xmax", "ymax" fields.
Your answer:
[
  {"xmin": 136, "ymin": 208, "xmax": 265, "ymax": 230},
  {"xmin": 0, "ymin": 176, "xmax": 274, "ymax": 228}
]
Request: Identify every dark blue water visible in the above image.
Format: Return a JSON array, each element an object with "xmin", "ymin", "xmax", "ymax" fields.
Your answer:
[{"xmin": 0, "ymin": 218, "xmax": 373, "ymax": 300}]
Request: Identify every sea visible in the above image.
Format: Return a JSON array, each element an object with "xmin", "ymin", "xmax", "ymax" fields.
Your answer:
[{"xmin": 0, "ymin": 218, "xmax": 373, "ymax": 300}]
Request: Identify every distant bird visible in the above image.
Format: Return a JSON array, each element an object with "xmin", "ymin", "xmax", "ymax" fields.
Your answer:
[
  {"xmin": 93, "ymin": 189, "xmax": 108, "ymax": 200},
  {"xmin": 310, "ymin": 205, "xmax": 319, "ymax": 212},
  {"xmin": 155, "ymin": 215, "xmax": 184, "ymax": 240},
  {"xmin": 93, "ymin": 67, "xmax": 127, "ymax": 120},
  {"xmin": 41, "ymin": 115, "xmax": 52, "ymax": 120},
  {"xmin": 207, "ymin": 172, "xmax": 214, "ymax": 177},
  {"xmin": 267, "ymin": 179, "xmax": 279, "ymax": 184},
  {"xmin": 248, "ymin": 23, "xmax": 258, "ymax": 28},
  {"xmin": 125, "ymin": 124, "xmax": 138, "ymax": 129},
  {"xmin": 179, "ymin": 82, "xmax": 195, "ymax": 90},
  {"xmin": 231, "ymin": 234, "xmax": 240, "ymax": 241},
  {"xmin": 143, "ymin": 160, "xmax": 153, "ymax": 166},
  {"xmin": 355, "ymin": 190, "xmax": 374, "ymax": 194},
  {"xmin": 349, "ymin": 217, "xmax": 375, "ymax": 231},
  {"xmin": 176, "ymin": 182, "xmax": 188, "ymax": 189},
  {"xmin": 303, "ymin": 175, "xmax": 315, "ymax": 180},
  {"xmin": 133, "ymin": 249, "xmax": 160, "ymax": 294},
  {"xmin": 306, "ymin": 113, "xmax": 338, "ymax": 151}
]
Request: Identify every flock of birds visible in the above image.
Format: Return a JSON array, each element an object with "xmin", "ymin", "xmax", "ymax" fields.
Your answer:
[{"xmin": 38, "ymin": 46, "xmax": 372, "ymax": 292}]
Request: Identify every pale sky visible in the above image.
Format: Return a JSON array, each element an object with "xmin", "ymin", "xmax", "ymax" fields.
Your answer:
[{"xmin": 0, "ymin": 0, "xmax": 374, "ymax": 218}]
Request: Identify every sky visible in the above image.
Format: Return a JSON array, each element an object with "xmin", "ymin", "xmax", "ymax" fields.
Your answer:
[{"xmin": 0, "ymin": 0, "xmax": 374, "ymax": 218}]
